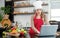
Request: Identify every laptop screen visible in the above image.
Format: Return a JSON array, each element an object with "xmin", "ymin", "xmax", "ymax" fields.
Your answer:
[{"xmin": 40, "ymin": 25, "xmax": 58, "ymax": 36}]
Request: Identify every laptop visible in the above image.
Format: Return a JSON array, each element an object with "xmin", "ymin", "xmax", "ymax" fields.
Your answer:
[{"xmin": 37, "ymin": 25, "xmax": 58, "ymax": 36}]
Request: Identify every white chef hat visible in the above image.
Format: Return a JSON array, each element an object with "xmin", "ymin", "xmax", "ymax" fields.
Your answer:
[{"xmin": 33, "ymin": 1, "xmax": 43, "ymax": 10}]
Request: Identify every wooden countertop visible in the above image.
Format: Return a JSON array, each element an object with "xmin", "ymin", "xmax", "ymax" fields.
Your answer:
[
  {"xmin": 4, "ymin": 32, "xmax": 60, "ymax": 36},
  {"xmin": 4, "ymin": 32, "xmax": 20, "ymax": 37}
]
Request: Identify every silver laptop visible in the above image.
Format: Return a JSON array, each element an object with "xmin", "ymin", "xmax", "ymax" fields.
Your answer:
[{"xmin": 40, "ymin": 25, "xmax": 58, "ymax": 36}]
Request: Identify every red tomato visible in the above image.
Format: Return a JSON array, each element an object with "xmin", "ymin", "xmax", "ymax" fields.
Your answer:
[
  {"xmin": 11, "ymin": 27, "xmax": 16, "ymax": 30},
  {"xmin": 20, "ymin": 32, "xmax": 24, "ymax": 36}
]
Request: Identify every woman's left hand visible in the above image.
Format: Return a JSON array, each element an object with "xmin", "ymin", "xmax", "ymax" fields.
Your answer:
[{"xmin": 37, "ymin": 31, "xmax": 40, "ymax": 34}]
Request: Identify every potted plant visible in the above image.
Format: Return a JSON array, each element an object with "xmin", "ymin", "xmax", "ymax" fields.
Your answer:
[
  {"xmin": 1, "ymin": 5, "xmax": 11, "ymax": 19},
  {"xmin": 0, "ymin": 14, "xmax": 3, "ymax": 22},
  {"xmin": 1, "ymin": 5, "xmax": 12, "ymax": 28}
]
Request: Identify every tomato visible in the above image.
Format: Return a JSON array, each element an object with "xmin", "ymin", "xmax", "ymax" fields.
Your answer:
[{"xmin": 20, "ymin": 32, "xmax": 24, "ymax": 36}]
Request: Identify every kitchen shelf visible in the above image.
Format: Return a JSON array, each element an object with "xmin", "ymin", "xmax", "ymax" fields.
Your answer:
[
  {"xmin": 13, "ymin": 13, "xmax": 34, "ymax": 15},
  {"xmin": 14, "ymin": 5, "xmax": 34, "ymax": 8},
  {"xmin": 13, "ymin": 0, "xmax": 24, "ymax": 2},
  {"xmin": 13, "ymin": 12, "xmax": 48, "ymax": 15},
  {"xmin": 13, "ymin": 1, "xmax": 48, "ymax": 15},
  {"xmin": 42, "ymin": 4, "xmax": 48, "ymax": 6},
  {"xmin": 14, "ymin": 4, "xmax": 48, "ymax": 8}
]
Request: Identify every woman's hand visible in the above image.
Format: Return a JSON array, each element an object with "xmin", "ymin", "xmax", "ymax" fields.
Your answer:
[{"xmin": 37, "ymin": 31, "xmax": 40, "ymax": 34}]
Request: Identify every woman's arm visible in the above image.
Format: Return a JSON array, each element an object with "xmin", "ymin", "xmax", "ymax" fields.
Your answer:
[
  {"xmin": 44, "ymin": 15, "xmax": 50, "ymax": 25},
  {"xmin": 31, "ymin": 15, "xmax": 40, "ymax": 34}
]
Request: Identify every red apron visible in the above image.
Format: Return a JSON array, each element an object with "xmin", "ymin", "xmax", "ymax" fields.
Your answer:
[{"xmin": 29, "ymin": 16, "xmax": 44, "ymax": 38}]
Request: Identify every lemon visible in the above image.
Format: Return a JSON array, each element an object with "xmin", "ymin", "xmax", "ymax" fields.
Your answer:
[
  {"xmin": 17, "ymin": 29, "xmax": 20, "ymax": 32},
  {"xmin": 21, "ymin": 29, "xmax": 24, "ymax": 32},
  {"xmin": 24, "ymin": 31, "xmax": 27, "ymax": 34}
]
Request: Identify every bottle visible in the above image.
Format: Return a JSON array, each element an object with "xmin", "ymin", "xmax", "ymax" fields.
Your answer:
[
  {"xmin": 26, "ymin": 22, "xmax": 29, "ymax": 31},
  {"xmin": 15, "ymin": 21, "xmax": 18, "ymax": 28},
  {"xmin": 18, "ymin": 22, "xmax": 23, "ymax": 30}
]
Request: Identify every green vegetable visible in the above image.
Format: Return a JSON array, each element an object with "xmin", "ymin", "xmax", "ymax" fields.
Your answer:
[
  {"xmin": 8, "ymin": 30, "xmax": 12, "ymax": 32},
  {"xmin": 0, "ymin": 14, "xmax": 3, "ymax": 22},
  {"xmin": 1, "ymin": 5, "xmax": 11, "ymax": 14}
]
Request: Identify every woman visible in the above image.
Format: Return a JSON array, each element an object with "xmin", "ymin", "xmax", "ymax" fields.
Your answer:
[
  {"xmin": 29, "ymin": 8, "xmax": 49, "ymax": 38},
  {"xmin": 29, "ymin": 1, "xmax": 49, "ymax": 38}
]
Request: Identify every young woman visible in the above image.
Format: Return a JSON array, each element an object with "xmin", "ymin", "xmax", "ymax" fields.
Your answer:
[{"xmin": 29, "ymin": 9, "xmax": 49, "ymax": 38}]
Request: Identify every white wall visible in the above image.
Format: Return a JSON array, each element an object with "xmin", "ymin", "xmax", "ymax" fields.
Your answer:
[
  {"xmin": 50, "ymin": 1, "xmax": 60, "ymax": 21},
  {"xmin": 0, "ymin": 0, "xmax": 5, "ymax": 15},
  {"xmin": 14, "ymin": 15, "xmax": 32, "ymax": 27},
  {"xmin": 0, "ymin": 0, "xmax": 4, "ymax": 7}
]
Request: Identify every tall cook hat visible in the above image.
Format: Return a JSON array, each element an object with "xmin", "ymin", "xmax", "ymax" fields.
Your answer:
[{"xmin": 33, "ymin": 1, "xmax": 43, "ymax": 9}]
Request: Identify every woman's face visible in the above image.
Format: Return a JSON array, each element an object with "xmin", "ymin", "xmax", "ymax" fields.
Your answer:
[{"xmin": 35, "ymin": 9, "xmax": 42, "ymax": 15}]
